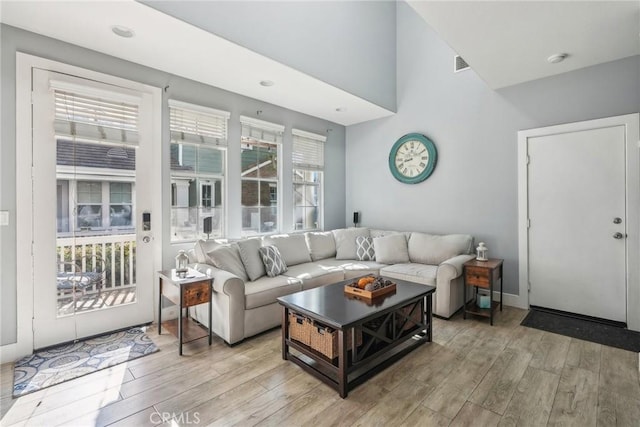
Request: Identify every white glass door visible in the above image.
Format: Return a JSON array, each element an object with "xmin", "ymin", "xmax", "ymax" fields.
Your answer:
[{"xmin": 31, "ymin": 69, "xmax": 157, "ymax": 349}]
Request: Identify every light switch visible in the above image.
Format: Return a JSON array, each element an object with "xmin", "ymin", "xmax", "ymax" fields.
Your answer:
[{"xmin": 0, "ymin": 211, "xmax": 9, "ymax": 226}]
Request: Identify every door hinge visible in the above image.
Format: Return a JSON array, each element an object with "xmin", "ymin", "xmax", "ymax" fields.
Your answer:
[
  {"xmin": 528, "ymin": 282, "xmax": 531, "ymax": 292},
  {"xmin": 526, "ymin": 155, "xmax": 530, "ymax": 165},
  {"xmin": 527, "ymin": 218, "xmax": 531, "ymax": 228}
]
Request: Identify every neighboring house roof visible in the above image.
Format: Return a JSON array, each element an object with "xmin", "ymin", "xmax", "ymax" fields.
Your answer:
[{"xmin": 57, "ymin": 139, "xmax": 135, "ymax": 170}]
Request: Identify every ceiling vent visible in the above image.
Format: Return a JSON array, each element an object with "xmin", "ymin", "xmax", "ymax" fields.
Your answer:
[{"xmin": 454, "ymin": 55, "xmax": 470, "ymax": 72}]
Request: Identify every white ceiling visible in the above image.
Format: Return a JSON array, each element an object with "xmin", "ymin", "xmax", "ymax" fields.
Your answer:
[
  {"xmin": 3, "ymin": 2, "xmax": 638, "ymax": 123},
  {"xmin": 408, "ymin": 1, "xmax": 640, "ymax": 89},
  {"xmin": 0, "ymin": 0, "xmax": 394, "ymax": 126}
]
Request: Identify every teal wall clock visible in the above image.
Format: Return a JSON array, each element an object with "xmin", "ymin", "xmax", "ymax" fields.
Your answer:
[{"xmin": 389, "ymin": 133, "xmax": 437, "ymax": 184}]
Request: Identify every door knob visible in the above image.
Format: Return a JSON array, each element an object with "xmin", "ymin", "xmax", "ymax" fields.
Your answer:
[
  {"xmin": 613, "ymin": 232, "xmax": 625, "ymax": 239},
  {"xmin": 613, "ymin": 217, "xmax": 622, "ymax": 224}
]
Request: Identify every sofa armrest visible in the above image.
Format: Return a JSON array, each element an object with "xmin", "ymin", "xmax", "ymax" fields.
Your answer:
[
  {"xmin": 438, "ymin": 254, "xmax": 475, "ymax": 278},
  {"xmin": 188, "ymin": 263, "xmax": 246, "ymax": 344}
]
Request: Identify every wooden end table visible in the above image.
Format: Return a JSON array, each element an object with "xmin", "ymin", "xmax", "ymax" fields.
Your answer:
[
  {"xmin": 158, "ymin": 268, "xmax": 213, "ymax": 355},
  {"xmin": 463, "ymin": 259, "xmax": 503, "ymax": 325}
]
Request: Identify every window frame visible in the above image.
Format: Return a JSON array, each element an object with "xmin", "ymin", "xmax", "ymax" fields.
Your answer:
[
  {"xmin": 292, "ymin": 129, "xmax": 326, "ymax": 232},
  {"xmin": 168, "ymin": 100, "xmax": 229, "ymax": 242},
  {"xmin": 240, "ymin": 116, "xmax": 284, "ymax": 237}
]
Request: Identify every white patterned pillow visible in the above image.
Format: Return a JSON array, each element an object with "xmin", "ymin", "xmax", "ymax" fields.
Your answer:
[
  {"xmin": 258, "ymin": 245, "xmax": 288, "ymax": 277},
  {"xmin": 355, "ymin": 236, "xmax": 375, "ymax": 261}
]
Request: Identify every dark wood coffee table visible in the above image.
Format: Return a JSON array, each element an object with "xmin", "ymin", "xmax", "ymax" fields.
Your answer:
[{"xmin": 277, "ymin": 277, "xmax": 435, "ymax": 398}]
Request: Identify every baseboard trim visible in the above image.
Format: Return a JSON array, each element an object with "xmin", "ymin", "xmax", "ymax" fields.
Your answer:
[{"xmin": 492, "ymin": 290, "xmax": 526, "ymax": 309}]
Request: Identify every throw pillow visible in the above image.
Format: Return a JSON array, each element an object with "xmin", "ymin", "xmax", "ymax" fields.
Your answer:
[
  {"xmin": 305, "ymin": 231, "xmax": 337, "ymax": 261},
  {"xmin": 262, "ymin": 234, "xmax": 311, "ymax": 266},
  {"xmin": 355, "ymin": 236, "xmax": 375, "ymax": 261},
  {"xmin": 237, "ymin": 238, "xmax": 266, "ymax": 281},
  {"xmin": 374, "ymin": 234, "xmax": 410, "ymax": 264},
  {"xmin": 408, "ymin": 232, "xmax": 473, "ymax": 265},
  {"xmin": 205, "ymin": 243, "xmax": 249, "ymax": 281},
  {"xmin": 258, "ymin": 245, "xmax": 288, "ymax": 277},
  {"xmin": 332, "ymin": 228, "xmax": 370, "ymax": 260}
]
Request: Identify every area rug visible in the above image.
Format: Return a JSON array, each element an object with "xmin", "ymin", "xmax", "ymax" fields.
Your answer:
[
  {"xmin": 521, "ymin": 307, "xmax": 640, "ymax": 353},
  {"xmin": 13, "ymin": 327, "xmax": 158, "ymax": 397}
]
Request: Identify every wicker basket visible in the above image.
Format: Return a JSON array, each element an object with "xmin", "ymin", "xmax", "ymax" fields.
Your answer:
[
  {"xmin": 288, "ymin": 311, "xmax": 311, "ymax": 346},
  {"xmin": 398, "ymin": 303, "xmax": 422, "ymax": 331},
  {"xmin": 309, "ymin": 322, "xmax": 363, "ymax": 359}
]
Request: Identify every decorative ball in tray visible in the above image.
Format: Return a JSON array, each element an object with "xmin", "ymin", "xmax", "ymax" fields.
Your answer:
[{"xmin": 344, "ymin": 275, "xmax": 397, "ymax": 300}]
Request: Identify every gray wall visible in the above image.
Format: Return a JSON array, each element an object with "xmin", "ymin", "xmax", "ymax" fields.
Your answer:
[
  {"xmin": 0, "ymin": 23, "xmax": 346, "ymax": 345},
  {"xmin": 346, "ymin": 2, "xmax": 640, "ymax": 296},
  {"xmin": 141, "ymin": 0, "xmax": 397, "ymax": 112}
]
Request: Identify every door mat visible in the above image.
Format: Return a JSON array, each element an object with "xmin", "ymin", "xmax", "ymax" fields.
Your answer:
[
  {"xmin": 521, "ymin": 307, "xmax": 640, "ymax": 353},
  {"xmin": 13, "ymin": 327, "xmax": 158, "ymax": 397}
]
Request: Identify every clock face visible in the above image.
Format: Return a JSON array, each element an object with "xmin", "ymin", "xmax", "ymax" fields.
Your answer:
[{"xmin": 389, "ymin": 133, "xmax": 437, "ymax": 184}]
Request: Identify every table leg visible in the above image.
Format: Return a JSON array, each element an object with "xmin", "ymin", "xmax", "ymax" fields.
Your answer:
[
  {"xmin": 338, "ymin": 328, "xmax": 348, "ymax": 398},
  {"xmin": 179, "ymin": 286, "xmax": 183, "ymax": 356},
  {"xmin": 158, "ymin": 277, "xmax": 162, "ymax": 335},
  {"xmin": 500, "ymin": 264, "xmax": 504, "ymax": 311},
  {"xmin": 490, "ymin": 278, "xmax": 494, "ymax": 326},
  {"xmin": 282, "ymin": 307, "xmax": 289, "ymax": 361},
  {"xmin": 208, "ymin": 281, "xmax": 213, "ymax": 346},
  {"xmin": 463, "ymin": 277, "xmax": 467, "ymax": 320},
  {"xmin": 426, "ymin": 295, "xmax": 432, "ymax": 342}
]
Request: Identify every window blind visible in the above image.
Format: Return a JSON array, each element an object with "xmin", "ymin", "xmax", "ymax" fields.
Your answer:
[
  {"xmin": 169, "ymin": 100, "xmax": 230, "ymax": 146},
  {"xmin": 240, "ymin": 116, "xmax": 284, "ymax": 144},
  {"xmin": 292, "ymin": 129, "xmax": 325, "ymax": 170},
  {"xmin": 53, "ymin": 89, "xmax": 139, "ymax": 145}
]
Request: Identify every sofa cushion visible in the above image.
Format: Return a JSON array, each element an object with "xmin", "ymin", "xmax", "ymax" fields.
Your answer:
[
  {"xmin": 370, "ymin": 229, "xmax": 411, "ymax": 239},
  {"xmin": 237, "ymin": 238, "xmax": 266, "ymax": 281},
  {"xmin": 408, "ymin": 233, "xmax": 473, "ymax": 265},
  {"xmin": 355, "ymin": 236, "xmax": 375, "ymax": 261},
  {"xmin": 332, "ymin": 228, "xmax": 370, "ymax": 260},
  {"xmin": 283, "ymin": 262, "xmax": 344, "ymax": 290},
  {"xmin": 258, "ymin": 245, "xmax": 288, "ymax": 277},
  {"xmin": 244, "ymin": 275, "xmax": 302, "ymax": 309},
  {"xmin": 263, "ymin": 234, "xmax": 311, "ymax": 266},
  {"xmin": 374, "ymin": 234, "xmax": 409, "ymax": 264},
  {"xmin": 206, "ymin": 243, "xmax": 249, "ymax": 282},
  {"xmin": 194, "ymin": 239, "xmax": 222, "ymax": 263},
  {"xmin": 305, "ymin": 231, "xmax": 336, "ymax": 261},
  {"xmin": 381, "ymin": 263, "xmax": 438, "ymax": 286},
  {"xmin": 314, "ymin": 258, "xmax": 387, "ymax": 279}
]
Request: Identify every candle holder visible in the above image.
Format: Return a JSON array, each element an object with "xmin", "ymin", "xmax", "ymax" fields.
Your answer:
[{"xmin": 476, "ymin": 242, "xmax": 488, "ymax": 261}]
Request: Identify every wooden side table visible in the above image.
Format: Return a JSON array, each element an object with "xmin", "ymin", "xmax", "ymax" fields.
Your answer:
[
  {"xmin": 158, "ymin": 268, "xmax": 213, "ymax": 355},
  {"xmin": 463, "ymin": 259, "xmax": 503, "ymax": 325}
]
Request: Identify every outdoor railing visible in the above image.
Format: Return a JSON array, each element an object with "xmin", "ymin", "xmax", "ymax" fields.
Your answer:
[{"xmin": 56, "ymin": 234, "xmax": 136, "ymax": 290}]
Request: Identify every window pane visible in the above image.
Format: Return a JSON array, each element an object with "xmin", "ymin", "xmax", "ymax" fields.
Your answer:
[
  {"xmin": 259, "ymin": 182, "xmax": 276, "ymax": 207},
  {"xmin": 258, "ymin": 144, "xmax": 278, "ymax": 179},
  {"xmin": 110, "ymin": 182, "xmax": 132, "ymax": 204},
  {"xmin": 77, "ymin": 181, "xmax": 101, "ymax": 203},
  {"xmin": 241, "ymin": 144, "xmax": 259, "ymax": 178},
  {"xmin": 170, "ymin": 143, "xmax": 197, "ymax": 171},
  {"xmin": 242, "ymin": 207, "xmax": 259, "ymax": 234},
  {"xmin": 294, "ymin": 206, "xmax": 304, "ymax": 230},
  {"xmin": 77, "ymin": 205, "xmax": 102, "ymax": 228},
  {"xmin": 260, "ymin": 207, "xmax": 278, "ymax": 233},
  {"xmin": 294, "ymin": 184, "xmax": 304, "ymax": 205},
  {"xmin": 242, "ymin": 181, "xmax": 259, "ymax": 206},
  {"xmin": 304, "ymin": 207, "xmax": 319, "ymax": 230},
  {"xmin": 110, "ymin": 205, "xmax": 132, "ymax": 226},
  {"xmin": 171, "ymin": 206, "xmax": 197, "ymax": 240},
  {"xmin": 198, "ymin": 146, "xmax": 224, "ymax": 175}
]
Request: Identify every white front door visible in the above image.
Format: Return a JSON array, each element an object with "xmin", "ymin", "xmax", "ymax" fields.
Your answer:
[
  {"xmin": 526, "ymin": 120, "xmax": 628, "ymax": 322},
  {"xmin": 31, "ymin": 69, "xmax": 158, "ymax": 349}
]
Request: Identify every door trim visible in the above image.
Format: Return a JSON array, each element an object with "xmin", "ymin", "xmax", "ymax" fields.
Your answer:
[
  {"xmin": 7, "ymin": 53, "xmax": 163, "ymax": 361},
  {"xmin": 518, "ymin": 113, "xmax": 640, "ymax": 331}
]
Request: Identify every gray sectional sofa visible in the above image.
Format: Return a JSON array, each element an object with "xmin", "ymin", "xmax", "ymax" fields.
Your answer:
[{"xmin": 188, "ymin": 228, "xmax": 474, "ymax": 345}]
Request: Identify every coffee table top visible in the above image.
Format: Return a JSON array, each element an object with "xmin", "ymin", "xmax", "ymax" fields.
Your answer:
[{"xmin": 277, "ymin": 277, "xmax": 435, "ymax": 329}]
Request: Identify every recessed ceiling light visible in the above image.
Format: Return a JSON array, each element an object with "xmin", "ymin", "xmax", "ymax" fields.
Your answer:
[
  {"xmin": 335, "ymin": 107, "xmax": 347, "ymax": 112},
  {"xmin": 547, "ymin": 53, "xmax": 568, "ymax": 64},
  {"xmin": 259, "ymin": 80, "xmax": 275, "ymax": 87},
  {"xmin": 111, "ymin": 25, "xmax": 135, "ymax": 38}
]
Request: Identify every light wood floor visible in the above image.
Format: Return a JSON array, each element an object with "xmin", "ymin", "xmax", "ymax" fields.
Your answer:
[{"xmin": 1, "ymin": 306, "xmax": 639, "ymax": 426}]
